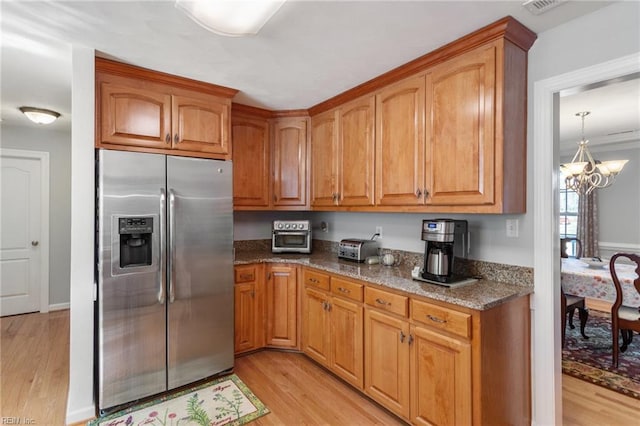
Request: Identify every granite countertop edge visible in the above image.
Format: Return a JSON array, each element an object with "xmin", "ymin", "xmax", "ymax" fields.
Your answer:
[{"xmin": 234, "ymin": 251, "xmax": 532, "ymax": 311}]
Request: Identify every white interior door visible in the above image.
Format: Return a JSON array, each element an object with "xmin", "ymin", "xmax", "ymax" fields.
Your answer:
[{"xmin": 0, "ymin": 149, "xmax": 49, "ymax": 316}]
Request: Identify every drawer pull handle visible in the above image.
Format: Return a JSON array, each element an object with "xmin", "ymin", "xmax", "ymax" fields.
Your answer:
[
  {"xmin": 427, "ymin": 314, "xmax": 447, "ymax": 324},
  {"xmin": 408, "ymin": 334, "xmax": 414, "ymax": 345},
  {"xmin": 375, "ymin": 298, "xmax": 390, "ymax": 306},
  {"xmin": 240, "ymin": 274, "xmax": 253, "ymax": 281},
  {"xmin": 400, "ymin": 331, "xmax": 406, "ymax": 343},
  {"xmin": 309, "ymin": 278, "xmax": 319, "ymax": 284},
  {"xmin": 338, "ymin": 287, "xmax": 350, "ymax": 293}
]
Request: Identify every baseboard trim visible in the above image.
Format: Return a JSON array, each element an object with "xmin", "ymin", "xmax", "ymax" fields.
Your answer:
[
  {"xmin": 49, "ymin": 302, "xmax": 70, "ymax": 311},
  {"xmin": 66, "ymin": 405, "xmax": 95, "ymax": 425}
]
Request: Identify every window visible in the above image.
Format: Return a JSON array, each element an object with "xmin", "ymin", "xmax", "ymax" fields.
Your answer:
[{"xmin": 559, "ymin": 173, "xmax": 579, "ymax": 256}]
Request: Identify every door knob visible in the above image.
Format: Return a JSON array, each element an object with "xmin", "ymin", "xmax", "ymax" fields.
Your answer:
[{"xmin": 31, "ymin": 240, "xmax": 39, "ymax": 246}]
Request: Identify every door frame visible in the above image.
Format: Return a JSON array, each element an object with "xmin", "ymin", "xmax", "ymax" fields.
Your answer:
[
  {"xmin": 0, "ymin": 148, "xmax": 50, "ymax": 313},
  {"xmin": 531, "ymin": 52, "xmax": 640, "ymax": 425}
]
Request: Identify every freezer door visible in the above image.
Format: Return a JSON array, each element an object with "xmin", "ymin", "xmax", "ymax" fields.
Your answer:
[
  {"xmin": 97, "ymin": 150, "xmax": 167, "ymax": 410},
  {"xmin": 167, "ymin": 156, "xmax": 234, "ymax": 389}
]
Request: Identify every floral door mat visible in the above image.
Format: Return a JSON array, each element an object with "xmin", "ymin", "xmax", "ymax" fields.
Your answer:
[{"xmin": 89, "ymin": 374, "xmax": 269, "ymax": 426}]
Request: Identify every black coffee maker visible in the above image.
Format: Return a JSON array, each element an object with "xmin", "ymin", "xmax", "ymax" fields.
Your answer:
[{"xmin": 420, "ymin": 219, "xmax": 469, "ymax": 283}]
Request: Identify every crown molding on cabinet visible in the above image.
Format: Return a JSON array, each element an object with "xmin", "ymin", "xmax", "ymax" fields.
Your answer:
[
  {"xmin": 232, "ymin": 103, "xmax": 309, "ymax": 119},
  {"xmin": 95, "ymin": 57, "xmax": 239, "ymax": 99},
  {"xmin": 308, "ymin": 15, "xmax": 536, "ymax": 116}
]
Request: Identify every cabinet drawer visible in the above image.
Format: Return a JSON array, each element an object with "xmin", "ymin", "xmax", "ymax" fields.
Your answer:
[
  {"xmin": 331, "ymin": 277, "xmax": 363, "ymax": 302},
  {"xmin": 411, "ymin": 299, "xmax": 471, "ymax": 339},
  {"xmin": 303, "ymin": 268, "xmax": 330, "ymax": 291},
  {"xmin": 365, "ymin": 287, "xmax": 408, "ymax": 317},
  {"xmin": 234, "ymin": 266, "xmax": 256, "ymax": 283}
]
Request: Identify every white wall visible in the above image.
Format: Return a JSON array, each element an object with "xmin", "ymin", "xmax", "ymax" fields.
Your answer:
[
  {"xmin": 594, "ymin": 146, "xmax": 640, "ymax": 249},
  {"xmin": 66, "ymin": 46, "xmax": 95, "ymax": 424},
  {"xmin": 1, "ymin": 124, "xmax": 71, "ymax": 307}
]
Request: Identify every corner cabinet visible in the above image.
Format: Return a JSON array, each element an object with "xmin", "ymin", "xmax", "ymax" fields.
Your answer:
[
  {"xmin": 231, "ymin": 106, "xmax": 310, "ymax": 211},
  {"xmin": 232, "ymin": 114, "xmax": 271, "ymax": 207},
  {"xmin": 96, "ymin": 58, "xmax": 236, "ymax": 160},
  {"xmin": 272, "ymin": 117, "xmax": 309, "ymax": 208}
]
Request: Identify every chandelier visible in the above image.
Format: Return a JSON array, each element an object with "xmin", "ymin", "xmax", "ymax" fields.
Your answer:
[{"xmin": 560, "ymin": 111, "xmax": 628, "ymax": 195}]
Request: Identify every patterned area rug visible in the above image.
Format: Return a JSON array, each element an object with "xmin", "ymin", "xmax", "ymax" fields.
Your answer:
[
  {"xmin": 89, "ymin": 374, "xmax": 269, "ymax": 426},
  {"xmin": 562, "ymin": 310, "xmax": 640, "ymax": 400}
]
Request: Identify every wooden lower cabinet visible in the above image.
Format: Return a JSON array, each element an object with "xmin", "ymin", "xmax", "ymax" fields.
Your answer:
[
  {"xmin": 233, "ymin": 264, "xmax": 265, "ymax": 354},
  {"xmin": 364, "ymin": 308, "xmax": 411, "ymax": 419},
  {"xmin": 301, "ymin": 269, "xmax": 364, "ymax": 389},
  {"xmin": 236, "ymin": 264, "xmax": 530, "ymax": 425},
  {"xmin": 266, "ymin": 264, "xmax": 298, "ymax": 348},
  {"xmin": 410, "ymin": 325, "xmax": 471, "ymax": 426}
]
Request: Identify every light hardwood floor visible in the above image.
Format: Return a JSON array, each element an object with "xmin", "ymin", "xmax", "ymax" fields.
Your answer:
[{"xmin": 2, "ymin": 310, "xmax": 639, "ymax": 425}]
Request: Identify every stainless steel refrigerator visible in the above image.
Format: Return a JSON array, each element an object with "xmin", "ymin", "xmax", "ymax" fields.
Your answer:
[{"xmin": 96, "ymin": 149, "xmax": 234, "ymax": 413}]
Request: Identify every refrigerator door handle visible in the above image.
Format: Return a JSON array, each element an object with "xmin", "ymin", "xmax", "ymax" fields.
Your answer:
[
  {"xmin": 158, "ymin": 188, "xmax": 166, "ymax": 304},
  {"xmin": 168, "ymin": 188, "xmax": 176, "ymax": 303}
]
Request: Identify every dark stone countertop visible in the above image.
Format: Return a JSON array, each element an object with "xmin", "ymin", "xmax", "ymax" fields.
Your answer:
[{"xmin": 234, "ymin": 249, "xmax": 532, "ymax": 311}]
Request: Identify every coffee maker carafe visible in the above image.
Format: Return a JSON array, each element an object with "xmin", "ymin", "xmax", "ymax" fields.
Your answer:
[{"xmin": 421, "ymin": 219, "xmax": 469, "ymax": 282}]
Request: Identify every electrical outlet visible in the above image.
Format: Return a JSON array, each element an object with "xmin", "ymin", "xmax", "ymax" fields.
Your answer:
[
  {"xmin": 506, "ymin": 219, "xmax": 519, "ymax": 238},
  {"xmin": 375, "ymin": 226, "xmax": 383, "ymax": 239}
]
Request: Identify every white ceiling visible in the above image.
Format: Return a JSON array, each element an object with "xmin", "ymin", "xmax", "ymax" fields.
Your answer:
[{"xmin": 3, "ymin": 0, "xmax": 634, "ymax": 142}]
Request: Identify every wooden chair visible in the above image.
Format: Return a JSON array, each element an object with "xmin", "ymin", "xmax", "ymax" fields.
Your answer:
[
  {"xmin": 561, "ymin": 237, "xmax": 583, "ymax": 259},
  {"xmin": 561, "ymin": 237, "xmax": 588, "ymax": 346},
  {"xmin": 610, "ymin": 253, "xmax": 640, "ymax": 367},
  {"xmin": 561, "ymin": 286, "xmax": 589, "ymax": 347}
]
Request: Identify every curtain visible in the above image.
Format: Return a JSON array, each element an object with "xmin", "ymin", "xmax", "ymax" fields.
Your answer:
[{"xmin": 577, "ymin": 190, "xmax": 599, "ymax": 257}]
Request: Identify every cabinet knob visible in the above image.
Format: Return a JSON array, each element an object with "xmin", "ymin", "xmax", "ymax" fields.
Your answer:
[
  {"xmin": 399, "ymin": 331, "xmax": 406, "ymax": 343},
  {"xmin": 165, "ymin": 133, "xmax": 171, "ymax": 144},
  {"xmin": 174, "ymin": 133, "xmax": 179, "ymax": 144},
  {"xmin": 415, "ymin": 188, "xmax": 422, "ymax": 198},
  {"xmin": 424, "ymin": 189, "xmax": 429, "ymax": 199},
  {"xmin": 31, "ymin": 240, "xmax": 39, "ymax": 246},
  {"xmin": 408, "ymin": 334, "xmax": 414, "ymax": 345}
]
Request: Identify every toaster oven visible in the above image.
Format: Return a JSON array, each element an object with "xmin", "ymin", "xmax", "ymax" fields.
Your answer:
[{"xmin": 272, "ymin": 220, "xmax": 312, "ymax": 253}]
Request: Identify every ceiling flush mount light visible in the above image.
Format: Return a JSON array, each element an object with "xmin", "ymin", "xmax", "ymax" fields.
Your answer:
[
  {"xmin": 560, "ymin": 111, "xmax": 628, "ymax": 195},
  {"xmin": 175, "ymin": 0, "xmax": 286, "ymax": 37},
  {"xmin": 19, "ymin": 106, "xmax": 61, "ymax": 125}
]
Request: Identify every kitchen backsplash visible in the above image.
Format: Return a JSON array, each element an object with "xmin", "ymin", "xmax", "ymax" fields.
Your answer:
[{"xmin": 234, "ymin": 239, "xmax": 533, "ymax": 287}]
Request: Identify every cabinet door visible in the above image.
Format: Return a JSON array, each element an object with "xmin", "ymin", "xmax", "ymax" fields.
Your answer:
[
  {"xmin": 331, "ymin": 296, "xmax": 364, "ymax": 389},
  {"xmin": 310, "ymin": 110, "xmax": 339, "ymax": 207},
  {"xmin": 302, "ymin": 287, "xmax": 331, "ymax": 365},
  {"xmin": 234, "ymin": 282, "xmax": 257, "ymax": 354},
  {"xmin": 172, "ymin": 95, "xmax": 230, "ymax": 155},
  {"xmin": 272, "ymin": 118, "xmax": 308, "ymax": 207},
  {"xmin": 427, "ymin": 45, "xmax": 496, "ymax": 206},
  {"xmin": 232, "ymin": 116, "xmax": 270, "ymax": 207},
  {"xmin": 339, "ymin": 95, "xmax": 375, "ymax": 206},
  {"xmin": 266, "ymin": 265, "xmax": 298, "ymax": 348},
  {"xmin": 364, "ymin": 309, "xmax": 410, "ymax": 419},
  {"xmin": 375, "ymin": 75, "xmax": 425, "ymax": 206},
  {"xmin": 100, "ymin": 82, "xmax": 172, "ymax": 149},
  {"xmin": 410, "ymin": 325, "xmax": 471, "ymax": 426}
]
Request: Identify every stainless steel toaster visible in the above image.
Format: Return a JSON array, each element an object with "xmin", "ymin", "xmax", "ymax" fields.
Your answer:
[{"xmin": 338, "ymin": 239, "xmax": 380, "ymax": 262}]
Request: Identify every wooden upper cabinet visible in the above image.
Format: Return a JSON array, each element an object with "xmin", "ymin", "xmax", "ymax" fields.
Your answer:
[
  {"xmin": 375, "ymin": 75, "xmax": 425, "ymax": 206},
  {"xmin": 272, "ymin": 117, "xmax": 309, "ymax": 207},
  {"xmin": 100, "ymin": 82, "xmax": 172, "ymax": 149},
  {"xmin": 95, "ymin": 58, "xmax": 236, "ymax": 160},
  {"xmin": 311, "ymin": 109, "xmax": 339, "ymax": 207},
  {"xmin": 426, "ymin": 44, "xmax": 496, "ymax": 206},
  {"xmin": 232, "ymin": 115, "xmax": 270, "ymax": 206},
  {"xmin": 339, "ymin": 95, "xmax": 375, "ymax": 206},
  {"xmin": 173, "ymin": 95, "xmax": 229, "ymax": 155}
]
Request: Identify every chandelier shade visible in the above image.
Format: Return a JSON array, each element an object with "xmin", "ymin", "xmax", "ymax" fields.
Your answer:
[{"xmin": 560, "ymin": 111, "xmax": 628, "ymax": 195}]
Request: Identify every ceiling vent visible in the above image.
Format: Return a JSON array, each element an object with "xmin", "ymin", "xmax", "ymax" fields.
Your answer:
[{"xmin": 522, "ymin": 0, "xmax": 567, "ymax": 15}]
